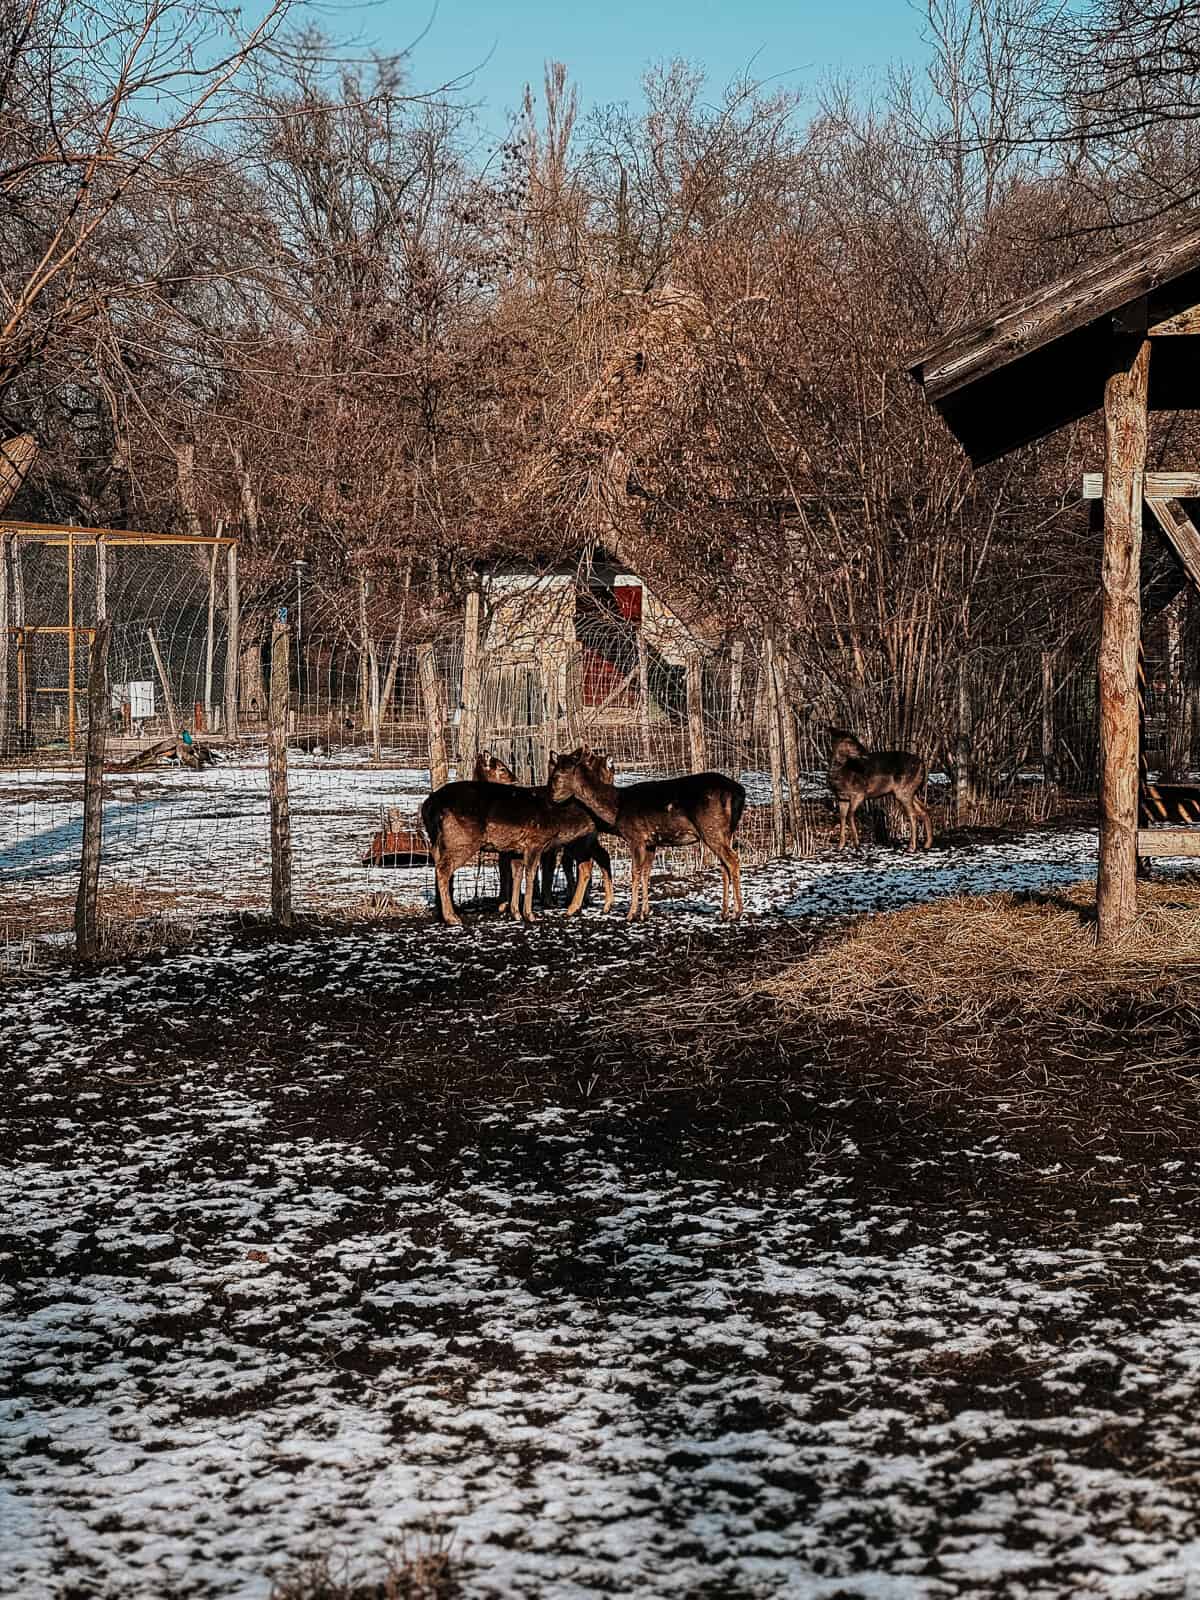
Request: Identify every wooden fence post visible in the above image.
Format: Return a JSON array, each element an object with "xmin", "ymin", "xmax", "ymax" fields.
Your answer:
[
  {"xmin": 1041, "ymin": 649, "xmax": 1056, "ymax": 785},
  {"xmin": 75, "ymin": 621, "xmax": 111, "ymax": 959},
  {"xmin": 224, "ymin": 542, "xmax": 239, "ymax": 740},
  {"xmin": 0, "ymin": 534, "xmax": 8, "ymax": 752},
  {"xmin": 1098, "ymin": 318, "xmax": 1149, "ymax": 944},
  {"xmin": 729, "ymin": 638, "xmax": 744, "ymax": 761},
  {"xmin": 565, "ymin": 641, "xmax": 585, "ymax": 749},
  {"xmin": 146, "ymin": 626, "xmax": 184, "ymax": 761},
  {"xmin": 204, "ymin": 540, "xmax": 218, "ymax": 729},
  {"xmin": 764, "ymin": 638, "xmax": 787, "ymax": 857},
  {"xmin": 956, "ymin": 658, "xmax": 974, "ymax": 819},
  {"xmin": 777, "ymin": 649, "xmax": 805, "ymax": 854},
  {"xmin": 417, "ymin": 641, "xmax": 449, "ymax": 790},
  {"xmin": 637, "ymin": 627, "xmax": 652, "ymax": 767},
  {"xmin": 268, "ymin": 619, "xmax": 293, "ymax": 926},
  {"xmin": 460, "ymin": 583, "xmax": 482, "ymax": 773},
  {"xmin": 686, "ymin": 654, "xmax": 707, "ymax": 771}
]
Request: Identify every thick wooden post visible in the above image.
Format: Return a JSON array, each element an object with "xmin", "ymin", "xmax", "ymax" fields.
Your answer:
[
  {"xmin": 204, "ymin": 542, "xmax": 218, "ymax": 728},
  {"xmin": 956, "ymin": 659, "xmax": 973, "ymax": 818},
  {"xmin": 224, "ymin": 543, "xmax": 239, "ymax": 740},
  {"xmin": 460, "ymin": 583, "xmax": 482, "ymax": 772},
  {"xmin": 764, "ymin": 638, "xmax": 786, "ymax": 857},
  {"xmin": 75, "ymin": 621, "xmax": 111, "ymax": 959},
  {"xmin": 686, "ymin": 654, "xmax": 707, "ymax": 771},
  {"xmin": 268, "ymin": 619, "xmax": 293, "ymax": 926},
  {"xmin": 12, "ymin": 536, "xmax": 26, "ymax": 732},
  {"xmin": 417, "ymin": 641, "xmax": 449, "ymax": 790},
  {"xmin": 565, "ymin": 641, "xmax": 585, "ymax": 749},
  {"xmin": 1098, "ymin": 323, "xmax": 1150, "ymax": 944},
  {"xmin": 729, "ymin": 638, "xmax": 744, "ymax": 760}
]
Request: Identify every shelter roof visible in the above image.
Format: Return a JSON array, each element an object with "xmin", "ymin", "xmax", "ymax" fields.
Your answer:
[{"xmin": 910, "ymin": 213, "xmax": 1200, "ymax": 464}]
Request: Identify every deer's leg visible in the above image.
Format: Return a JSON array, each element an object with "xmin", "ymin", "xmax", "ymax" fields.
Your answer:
[
  {"xmin": 627, "ymin": 845, "xmax": 647, "ymax": 922},
  {"xmin": 848, "ymin": 795, "xmax": 864, "ymax": 848},
  {"xmin": 916, "ymin": 794, "xmax": 934, "ymax": 849},
  {"xmin": 520, "ymin": 849, "xmax": 543, "ymax": 923},
  {"xmin": 640, "ymin": 847, "xmax": 656, "ymax": 919},
  {"xmin": 901, "ymin": 795, "xmax": 918, "ymax": 854},
  {"xmin": 837, "ymin": 799, "xmax": 850, "ymax": 851},
  {"xmin": 595, "ymin": 843, "xmax": 614, "ymax": 913},
  {"xmin": 498, "ymin": 853, "xmax": 514, "ymax": 914},
  {"xmin": 540, "ymin": 847, "xmax": 559, "ymax": 909},
  {"xmin": 508, "ymin": 859, "xmax": 525, "ymax": 919},
  {"xmin": 434, "ymin": 847, "xmax": 463, "ymax": 926},
  {"xmin": 697, "ymin": 817, "xmax": 742, "ymax": 920},
  {"xmin": 564, "ymin": 857, "xmax": 593, "ymax": 915}
]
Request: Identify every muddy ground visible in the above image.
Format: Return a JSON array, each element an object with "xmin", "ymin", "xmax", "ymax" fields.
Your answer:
[{"xmin": 3, "ymin": 861, "xmax": 1200, "ymax": 1598}]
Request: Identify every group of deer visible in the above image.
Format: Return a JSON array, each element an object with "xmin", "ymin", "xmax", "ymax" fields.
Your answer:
[
  {"xmin": 420, "ymin": 748, "xmax": 747, "ymax": 926},
  {"xmin": 418, "ymin": 726, "xmax": 931, "ymax": 927}
]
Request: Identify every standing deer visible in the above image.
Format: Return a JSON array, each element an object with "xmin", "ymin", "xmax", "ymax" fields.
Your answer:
[
  {"xmin": 547, "ymin": 748, "xmax": 746, "ymax": 921},
  {"xmin": 827, "ymin": 728, "xmax": 933, "ymax": 852},
  {"xmin": 472, "ymin": 750, "xmax": 614, "ymax": 915},
  {"xmin": 421, "ymin": 758, "xmax": 611, "ymax": 926}
]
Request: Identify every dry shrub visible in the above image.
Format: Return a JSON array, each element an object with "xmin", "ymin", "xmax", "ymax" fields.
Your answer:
[
  {"xmin": 752, "ymin": 877, "xmax": 1200, "ymax": 1031},
  {"xmin": 270, "ymin": 1537, "xmax": 459, "ymax": 1600}
]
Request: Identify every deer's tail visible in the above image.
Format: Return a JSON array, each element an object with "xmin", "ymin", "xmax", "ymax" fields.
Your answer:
[{"xmin": 420, "ymin": 794, "xmax": 443, "ymax": 850}]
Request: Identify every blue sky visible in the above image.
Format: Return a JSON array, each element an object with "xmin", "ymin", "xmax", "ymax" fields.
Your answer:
[{"xmin": 333, "ymin": 0, "xmax": 931, "ymax": 135}]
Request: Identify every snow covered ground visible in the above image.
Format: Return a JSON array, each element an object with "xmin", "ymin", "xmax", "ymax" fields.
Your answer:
[{"xmin": 3, "ymin": 899, "xmax": 1200, "ymax": 1599}]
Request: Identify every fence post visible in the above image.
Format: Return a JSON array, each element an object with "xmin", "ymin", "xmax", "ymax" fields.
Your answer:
[
  {"xmin": 955, "ymin": 658, "xmax": 974, "ymax": 819},
  {"xmin": 0, "ymin": 534, "xmax": 7, "ymax": 752},
  {"xmin": 460, "ymin": 582, "xmax": 481, "ymax": 772},
  {"xmin": 75, "ymin": 621, "xmax": 111, "ymax": 959},
  {"xmin": 729, "ymin": 638, "xmax": 744, "ymax": 762},
  {"xmin": 417, "ymin": 641, "xmax": 449, "ymax": 789},
  {"xmin": 224, "ymin": 542, "xmax": 239, "ymax": 741},
  {"xmin": 764, "ymin": 638, "xmax": 787, "ymax": 856},
  {"xmin": 636, "ymin": 627, "xmax": 652, "ymax": 766},
  {"xmin": 1041, "ymin": 649, "xmax": 1056, "ymax": 785},
  {"xmin": 204, "ymin": 539, "xmax": 218, "ymax": 729},
  {"xmin": 686, "ymin": 654, "xmax": 707, "ymax": 771},
  {"xmin": 146, "ymin": 625, "xmax": 184, "ymax": 761},
  {"xmin": 268, "ymin": 619, "xmax": 293, "ymax": 926},
  {"xmin": 565, "ymin": 641, "xmax": 585, "ymax": 748},
  {"xmin": 777, "ymin": 648, "xmax": 805, "ymax": 854}
]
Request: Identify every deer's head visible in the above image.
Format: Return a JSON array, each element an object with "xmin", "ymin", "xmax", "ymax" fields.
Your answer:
[
  {"xmin": 473, "ymin": 750, "xmax": 517, "ymax": 784},
  {"xmin": 828, "ymin": 727, "xmax": 868, "ymax": 763}
]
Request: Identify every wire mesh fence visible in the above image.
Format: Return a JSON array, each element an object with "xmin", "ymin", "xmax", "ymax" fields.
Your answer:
[{"xmin": 0, "ymin": 535, "xmax": 1142, "ymax": 966}]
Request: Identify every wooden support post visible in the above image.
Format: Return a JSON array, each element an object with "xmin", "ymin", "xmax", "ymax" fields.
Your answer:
[
  {"xmin": 146, "ymin": 626, "xmax": 183, "ymax": 760},
  {"xmin": 460, "ymin": 584, "xmax": 481, "ymax": 773},
  {"xmin": 777, "ymin": 650, "xmax": 805, "ymax": 855},
  {"xmin": 75, "ymin": 620, "xmax": 110, "ymax": 959},
  {"xmin": 267, "ymin": 620, "xmax": 293, "ymax": 926},
  {"xmin": 417, "ymin": 641, "xmax": 449, "ymax": 790},
  {"xmin": 0, "ymin": 534, "xmax": 8, "ymax": 752},
  {"xmin": 96, "ymin": 536, "xmax": 107, "ymax": 624},
  {"xmin": 565, "ymin": 641, "xmax": 585, "ymax": 749},
  {"xmin": 224, "ymin": 542, "xmax": 239, "ymax": 740},
  {"xmin": 686, "ymin": 654, "xmax": 707, "ymax": 771},
  {"xmin": 1041, "ymin": 649, "xmax": 1056, "ymax": 785},
  {"xmin": 1165, "ymin": 596, "xmax": 1185, "ymax": 779},
  {"xmin": 1098, "ymin": 321, "xmax": 1150, "ymax": 944},
  {"xmin": 764, "ymin": 639, "xmax": 786, "ymax": 857},
  {"xmin": 67, "ymin": 523, "xmax": 76, "ymax": 754},
  {"xmin": 542, "ymin": 655, "xmax": 559, "ymax": 778}
]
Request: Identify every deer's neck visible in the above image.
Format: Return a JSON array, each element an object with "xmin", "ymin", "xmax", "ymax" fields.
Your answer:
[{"xmin": 576, "ymin": 775, "xmax": 619, "ymax": 826}]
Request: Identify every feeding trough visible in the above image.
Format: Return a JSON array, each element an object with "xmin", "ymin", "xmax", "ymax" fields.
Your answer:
[{"xmin": 362, "ymin": 812, "xmax": 431, "ymax": 867}]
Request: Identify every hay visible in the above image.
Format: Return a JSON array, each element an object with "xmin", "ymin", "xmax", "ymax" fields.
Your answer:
[{"xmin": 752, "ymin": 877, "xmax": 1200, "ymax": 1030}]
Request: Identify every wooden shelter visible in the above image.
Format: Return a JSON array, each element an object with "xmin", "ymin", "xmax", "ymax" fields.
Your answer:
[{"xmin": 911, "ymin": 211, "xmax": 1200, "ymax": 942}]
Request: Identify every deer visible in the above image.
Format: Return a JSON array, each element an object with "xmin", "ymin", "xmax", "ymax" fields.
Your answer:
[
  {"xmin": 472, "ymin": 750, "xmax": 614, "ymax": 916},
  {"xmin": 421, "ymin": 758, "xmax": 612, "ymax": 926},
  {"xmin": 547, "ymin": 747, "xmax": 746, "ymax": 921},
  {"xmin": 827, "ymin": 727, "xmax": 933, "ymax": 853}
]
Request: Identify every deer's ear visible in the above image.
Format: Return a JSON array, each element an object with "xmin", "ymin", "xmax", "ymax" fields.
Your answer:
[{"xmin": 548, "ymin": 750, "xmax": 558, "ymax": 765}]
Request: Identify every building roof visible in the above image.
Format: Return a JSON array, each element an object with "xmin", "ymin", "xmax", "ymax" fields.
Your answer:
[{"xmin": 910, "ymin": 212, "xmax": 1200, "ymax": 465}]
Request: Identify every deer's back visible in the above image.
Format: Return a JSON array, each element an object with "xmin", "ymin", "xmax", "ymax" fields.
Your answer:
[
  {"xmin": 427, "ymin": 780, "xmax": 595, "ymax": 849},
  {"xmin": 615, "ymin": 772, "xmax": 745, "ymax": 841},
  {"xmin": 829, "ymin": 750, "xmax": 925, "ymax": 798}
]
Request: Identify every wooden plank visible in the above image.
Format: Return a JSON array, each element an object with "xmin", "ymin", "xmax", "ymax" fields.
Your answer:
[
  {"xmin": 1082, "ymin": 471, "xmax": 1200, "ymax": 499},
  {"xmin": 267, "ymin": 620, "xmax": 293, "ymax": 926},
  {"xmin": 1146, "ymin": 498, "xmax": 1200, "ymax": 592},
  {"xmin": 75, "ymin": 621, "xmax": 110, "ymax": 959},
  {"xmin": 0, "ymin": 520, "xmax": 235, "ymax": 545},
  {"xmin": 911, "ymin": 212, "xmax": 1200, "ymax": 402},
  {"xmin": 1097, "ymin": 326, "xmax": 1150, "ymax": 945},
  {"xmin": 1149, "ymin": 304, "xmax": 1200, "ymax": 335},
  {"xmin": 145, "ymin": 626, "xmax": 183, "ymax": 760},
  {"xmin": 224, "ymin": 543, "xmax": 239, "ymax": 739},
  {"xmin": 1138, "ymin": 828, "xmax": 1200, "ymax": 856}
]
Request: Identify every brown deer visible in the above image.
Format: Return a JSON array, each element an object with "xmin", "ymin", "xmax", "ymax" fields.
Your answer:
[
  {"xmin": 472, "ymin": 750, "xmax": 614, "ymax": 916},
  {"xmin": 421, "ymin": 760, "xmax": 611, "ymax": 926},
  {"xmin": 827, "ymin": 728, "xmax": 933, "ymax": 852},
  {"xmin": 547, "ymin": 748, "xmax": 746, "ymax": 921}
]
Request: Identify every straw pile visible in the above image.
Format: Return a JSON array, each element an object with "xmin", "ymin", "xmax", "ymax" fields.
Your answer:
[{"xmin": 750, "ymin": 878, "xmax": 1200, "ymax": 1031}]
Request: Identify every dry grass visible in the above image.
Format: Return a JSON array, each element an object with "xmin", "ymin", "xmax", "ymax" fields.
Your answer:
[
  {"xmin": 750, "ymin": 877, "xmax": 1200, "ymax": 1032},
  {"xmin": 270, "ymin": 1537, "xmax": 460, "ymax": 1600}
]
